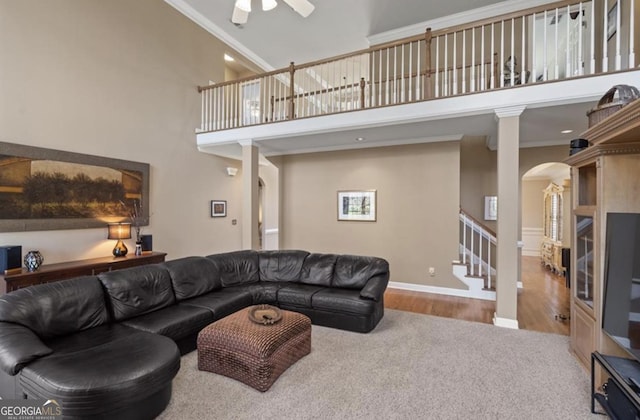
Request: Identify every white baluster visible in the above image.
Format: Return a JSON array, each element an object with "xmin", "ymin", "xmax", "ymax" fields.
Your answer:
[
  {"xmin": 471, "ymin": 27, "xmax": 476, "ymax": 91},
  {"xmin": 603, "ymin": 0, "xmax": 609, "ymax": 72},
  {"xmin": 444, "ymin": 34, "xmax": 449, "ymax": 96},
  {"xmin": 631, "ymin": 0, "xmax": 636, "ymax": 67},
  {"xmin": 462, "ymin": 29, "xmax": 466, "ymax": 93},
  {"xmin": 435, "ymin": 37, "xmax": 440, "ymax": 97},
  {"xmin": 554, "ymin": 8, "xmax": 559, "ymax": 79},
  {"xmin": 453, "ymin": 32, "xmax": 458, "ymax": 94}
]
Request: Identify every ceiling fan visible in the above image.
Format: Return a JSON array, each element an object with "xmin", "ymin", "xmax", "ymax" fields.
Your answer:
[{"xmin": 232, "ymin": 0, "xmax": 315, "ymax": 25}]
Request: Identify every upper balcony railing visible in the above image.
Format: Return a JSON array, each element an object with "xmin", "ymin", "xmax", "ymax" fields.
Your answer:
[{"xmin": 197, "ymin": 0, "xmax": 637, "ymax": 133}]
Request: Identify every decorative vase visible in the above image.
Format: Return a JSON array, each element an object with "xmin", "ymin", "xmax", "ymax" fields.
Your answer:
[
  {"xmin": 24, "ymin": 250, "xmax": 44, "ymax": 272},
  {"xmin": 135, "ymin": 242, "xmax": 143, "ymax": 256}
]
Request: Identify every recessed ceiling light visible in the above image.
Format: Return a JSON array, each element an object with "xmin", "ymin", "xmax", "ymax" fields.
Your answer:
[
  {"xmin": 355, "ymin": 137, "xmax": 365, "ymax": 142},
  {"xmin": 561, "ymin": 129, "xmax": 573, "ymax": 134},
  {"xmin": 224, "ymin": 54, "xmax": 235, "ymax": 62}
]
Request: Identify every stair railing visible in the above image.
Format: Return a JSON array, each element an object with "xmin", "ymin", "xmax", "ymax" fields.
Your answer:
[
  {"xmin": 197, "ymin": 0, "xmax": 637, "ymax": 133},
  {"xmin": 459, "ymin": 208, "xmax": 497, "ymax": 289}
]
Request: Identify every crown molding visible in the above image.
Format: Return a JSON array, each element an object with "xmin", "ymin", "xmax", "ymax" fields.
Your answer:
[
  {"xmin": 366, "ymin": 0, "xmax": 558, "ymax": 46},
  {"xmin": 494, "ymin": 105, "xmax": 527, "ymax": 118},
  {"xmin": 163, "ymin": 0, "xmax": 273, "ymax": 72}
]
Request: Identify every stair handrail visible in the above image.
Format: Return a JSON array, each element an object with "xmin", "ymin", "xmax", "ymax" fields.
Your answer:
[{"xmin": 459, "ymin": 208, "xmax": 497, "ymax": 289}]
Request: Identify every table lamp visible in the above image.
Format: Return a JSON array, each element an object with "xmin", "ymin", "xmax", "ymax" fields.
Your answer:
[{"xmin": 108, "ymin": 223, "xmax": 131, "ymax": 257}]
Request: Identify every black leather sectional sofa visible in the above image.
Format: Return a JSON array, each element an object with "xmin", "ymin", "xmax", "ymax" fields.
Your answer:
[{"xmin": 0, "ymin": 250, "xmax": 389, "ymax": 419}]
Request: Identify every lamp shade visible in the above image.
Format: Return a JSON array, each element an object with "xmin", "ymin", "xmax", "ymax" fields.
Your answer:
[{"xmin": 107, "ymin": 223, "xmax": 131, "ymax": 240}]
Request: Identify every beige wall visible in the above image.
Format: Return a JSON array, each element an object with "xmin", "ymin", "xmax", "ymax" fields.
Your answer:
[
  {"xmin": 279, "ymin": 142, "xmax": 464, "ymax": 288},
  {"xmin": 0, "ymin": 0, "xmax": 244, "ymax": 262},
  {"xmin": 461, "ymin": 138, "xmax": 569, "ymax": 229},
  {"xmin": 522, "ymin": 179, "xmax": 548, "ymax": 228},
  {"xmin": 460, "ymin": 136, "xmax": 497, "ymax": 231}
]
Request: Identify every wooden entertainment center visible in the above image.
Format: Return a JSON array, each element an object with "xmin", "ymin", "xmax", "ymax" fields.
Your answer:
[
  {"xmin": 0, "ymin": 251, "xmax": 166, "ymax": 294},
  {"xmin": 565, "ymin": 99, "xmax": 640, "ymax": 415}
]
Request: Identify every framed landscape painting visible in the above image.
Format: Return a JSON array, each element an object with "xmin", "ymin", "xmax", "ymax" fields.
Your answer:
[
  {"xmin": 337, "ymin": 190, "xmax": 376, "ymax": 222},
  {"xmin": 0, "ymin": 141, "xmax": 150, "ymax": 232}
]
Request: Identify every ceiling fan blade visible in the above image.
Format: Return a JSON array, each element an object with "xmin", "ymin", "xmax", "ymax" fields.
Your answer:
[
  {"xmin": 282, "ymin": 0, "xmax": 315, "ymax": 18},
  {"xmin": 231, "ymin": 6, "xmax": 249, "ymax": 24}
]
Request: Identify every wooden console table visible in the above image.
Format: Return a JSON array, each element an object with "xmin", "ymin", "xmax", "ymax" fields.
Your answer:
[{"xmin": 0, "ymin": 252, "xmax": 166, "ymax": 294}]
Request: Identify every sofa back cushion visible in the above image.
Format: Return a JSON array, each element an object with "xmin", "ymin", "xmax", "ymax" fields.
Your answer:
[
  {"xmin": 163, "ymin": 256, "xmax": 221, "ymax": 301},
  {"xmin": 299, "ymin": 253, "xmax": 337, "ymax": 286},
  {"xmin": 206, "ymin": 250, "xmax": 259, "ymax": 287},
  {"xmin": 0, "ymin": 276, "xmax": 109, "ymax": 338},
  {"xmin": 98, "ymin": 265, "xmax": 175, "ymax": 322},
  {"xmin": 259, "ymin": 250, "xmax": 309, "ymax": 282},
  {"xmin": 333, "ymin": 255, "xmax": 390, "ymax": 289}
]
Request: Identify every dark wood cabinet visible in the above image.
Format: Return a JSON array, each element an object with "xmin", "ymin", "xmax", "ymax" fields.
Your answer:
[{"xmin": 1, "ymin": 252, "xmax": 166, "ymax": 294}]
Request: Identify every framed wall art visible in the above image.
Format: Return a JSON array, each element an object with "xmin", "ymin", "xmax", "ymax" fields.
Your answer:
[
  {"xmin": 0, "ymin": 141, "xmax": 150, "ymax": 232},
  {"xmin": 484, "ymin": 196, "xmax": 498, "ymax": 221},
  {"xmin": 211, "ymin": 200, "xmax": 227, "ymax": 217},
  {"xmin": 337, "ymin": 190, "xmax": 376, "ymax": 222}
]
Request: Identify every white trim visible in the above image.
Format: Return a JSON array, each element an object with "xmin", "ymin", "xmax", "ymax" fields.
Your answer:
[
  {"xmin": 522, "ymin": 227, "xmax": 543, "ymax": 256},
  {"xmin": 264, "ymin": 228, "xmax": 279, "ymax": 235},
  {"xmin": 238, "ymin": 139, "xmax": 255, "ymax": 147},
  {"xmin": 163, "ymin": 0, "xmax": 273, "ymax": 71},
  {"xmin": 494, "ymin": 105, "xmax": 527, "ymax": 118},
  {"xmin": 493, "ymin": 313, "xmax": 520, "ymax": 329},
  {"xmin": 367, "ymin": 0, "xmax": 558, "ymax": 46},
  {"xmin": 388, "ymin": 281, "xmax": 496, "ymax": 301}
]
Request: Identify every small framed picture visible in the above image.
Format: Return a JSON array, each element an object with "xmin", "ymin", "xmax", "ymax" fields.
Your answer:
[
  {"xmin": 211, "ymin": 200, "xmax": 227, "ymax": 217},
  {"xmin": 484, "ymin": 196, "xmax": 497, "ymax": 221},
  {"xmin": 337, "ymin": 190, "xmax": 377, "ymax": 222}
]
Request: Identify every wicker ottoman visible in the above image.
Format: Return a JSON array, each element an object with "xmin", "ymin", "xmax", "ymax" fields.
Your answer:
[{"xmin": 197, "ymin": 306, "xmax": 311, "ymax": 392}]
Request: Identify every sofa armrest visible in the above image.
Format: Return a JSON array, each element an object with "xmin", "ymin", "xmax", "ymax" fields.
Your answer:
[
  {"xmin": 359, "ymin": 272, "xmax": 390, "ymax": 302},
  {"xmin": 0, "ymin": 322, "xmax": 52, "ymax": 376}
]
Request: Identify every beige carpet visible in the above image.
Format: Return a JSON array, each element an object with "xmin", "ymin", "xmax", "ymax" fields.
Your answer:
[{"xmin": 157, "ymin": 310, "xmax": 597, "ymax": 419}]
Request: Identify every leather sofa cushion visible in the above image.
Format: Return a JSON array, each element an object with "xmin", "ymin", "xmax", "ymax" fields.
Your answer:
[
  {"xmin": 98, "ymin": 265, "xmax": 175, "ymax": 322},
  {"xmin": 231, "ymin": 283, "xmax": 282, "ymax": 304},
  {"xmin": 259, "ymin": 250, "xmax": 309, "ymax": 282},
  {"xmin": 163, "ymin": 256, "xmax": 221, "ymax": 300},
  {"xmin": 312, "ymin": 288, "xmax": 379, "ymax": 315},
  {"xmin": 333, "ymin": 255, "xmax": 390, "ymax": 289},
  {"xmin": 19, "ymin": 331, "xmax": 180, "ymax": 418},
  {"xmin": 299, "ymin": 253, "xmax": 337, "ymax": 286},
  {"xmin": 277, "ymin": 284, "xmax": 325, "ymax": 307},
  {"xmin": 122, "ymin": 304, "xmax": 213, "ymax": 341},
  {"xmin": 0, "ymin": 322, "xmax": 52, "ymax": 375},
  {"xmin": 0, "ymin": 276, "xmax": 109, "ymax": 338},
  {"xmin": 43, "ymin": 323, "xmax": 141, "ymax": 354},
  {"xmin": 180, "ymin": 287, "xmax": 254, "ymax": 320},
  {"xmin": 206, "ymin": 250, "xmax": 259, "ymax": 287}
]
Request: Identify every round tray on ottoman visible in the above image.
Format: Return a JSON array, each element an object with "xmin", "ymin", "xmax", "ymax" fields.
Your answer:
[{"xmin": 197, "ymin": 306, "xmax": 311, "ymax": 392}]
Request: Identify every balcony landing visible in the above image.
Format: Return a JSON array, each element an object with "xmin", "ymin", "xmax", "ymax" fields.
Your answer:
[{"xmin": 197, "ymin": 71, "xmax": 640, "ymax": 160}]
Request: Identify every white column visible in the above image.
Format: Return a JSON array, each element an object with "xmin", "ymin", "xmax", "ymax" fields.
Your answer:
[
  {"xmin": 240, "ymin": 140, "xmax": 260, "ymax": 250},
  {"xmin": 493, "ymin": 105, "xmax": 526, "ymax": 329}
]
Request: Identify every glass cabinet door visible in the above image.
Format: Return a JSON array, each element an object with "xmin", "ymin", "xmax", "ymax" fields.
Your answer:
[{"xmin": 575, "ymin": 215, "xmax": 594, "ymax": 308}]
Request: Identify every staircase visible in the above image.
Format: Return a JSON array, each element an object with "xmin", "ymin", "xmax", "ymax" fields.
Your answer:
[{"xmin": 453, "ymin": 209, "xmax": 497, "ymax": 301}]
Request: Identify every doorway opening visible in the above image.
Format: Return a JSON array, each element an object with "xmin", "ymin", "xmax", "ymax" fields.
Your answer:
[{"xmin": 519, "ymin": 162, "xmax": 571, "ymax": 334}]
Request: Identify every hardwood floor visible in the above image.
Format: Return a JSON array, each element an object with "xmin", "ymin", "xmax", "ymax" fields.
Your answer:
[{"xmin": 384, "ymin": 256, "xmax": 571, "ymax": 335}]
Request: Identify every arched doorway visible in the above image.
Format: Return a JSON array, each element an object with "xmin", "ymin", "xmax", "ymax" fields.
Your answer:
[{"xmin": 520, "ymin": 161, "xmax": 571, "ymax": 334}]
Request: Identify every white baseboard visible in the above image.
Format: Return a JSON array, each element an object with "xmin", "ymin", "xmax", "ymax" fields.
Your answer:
[
  {"xmin": 493, "ymin": 312, "xmax": 519, "ymax": 329},
  {"xmin": 388, "ymin": 281, "xmax": 496, "ymax": 301}
]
